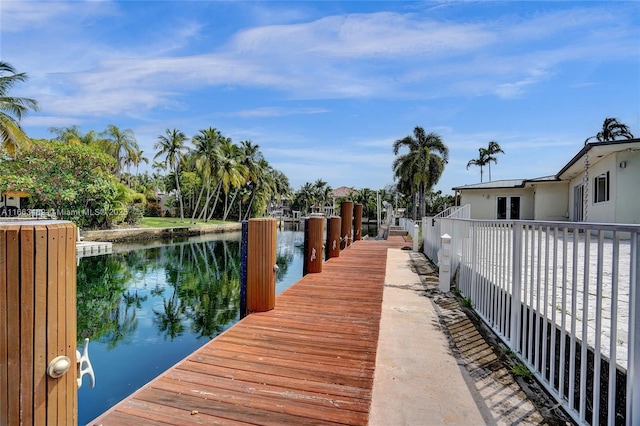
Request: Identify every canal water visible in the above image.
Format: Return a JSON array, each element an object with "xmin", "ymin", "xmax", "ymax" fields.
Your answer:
[{"xmin": 77, "ymin": 229, "xmax": 305, "ymax": 424}]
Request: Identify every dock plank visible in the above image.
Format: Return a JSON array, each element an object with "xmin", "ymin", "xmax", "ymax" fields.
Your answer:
[{"xmin": 91, "ymin": 238, "xmax": 406, "ymax": 425}]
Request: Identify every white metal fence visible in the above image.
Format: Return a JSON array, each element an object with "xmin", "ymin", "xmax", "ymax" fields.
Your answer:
[{"xmin": 423, "ymin": 217, "xmax": 639, "ymax": 426}]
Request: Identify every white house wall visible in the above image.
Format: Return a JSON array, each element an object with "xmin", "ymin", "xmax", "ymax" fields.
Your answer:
[
  {"xmin": 460, "ymin": 187, "xmax": 535, "ymax": 220},
  {"xmin": 0, "ymin": 196, "xmax": 21, "ymax": 209},
  {"xmin": 568, "ymin": 153, "xmax": 618, "ymax": 223},
  {"xmin": 532, "ymin": 182, "xmax": 569, "ymax": 221},
  {"xmin": 615, "ymin": 150, "xmax": 640, "ymax": 224}
]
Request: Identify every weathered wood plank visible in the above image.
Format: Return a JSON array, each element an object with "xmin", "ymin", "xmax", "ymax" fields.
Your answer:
[
  {"xmin": 46, "ymin": 224, "xmax": 59, "ymax": 424},
  {"xmin": 92, "ymin": 239, "xmax": 406, "ymax": 425},
  {"xmin": 20, "ymin": 226, "xmax": 35, "ymax": 425},
  {"xmin": 63, "ymin": 223, "xmax": 77, "ymax": 425},
  {"xmin": 6, "ymin": 226, "xmax": 21, "ymax": 423},
  {"xmin": 33, "ymin": 225, "xmax": 48, "ymax": 425},
  {"xmin": 0, "ymin": 227, "xmax": 9, "ymax": 425}
]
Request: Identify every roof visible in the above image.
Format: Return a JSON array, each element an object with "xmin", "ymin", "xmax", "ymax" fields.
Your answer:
[
  {"xmin": 453, "ymin": 176, "xmax": 556, "ymax": 191},
  {"xmin": 331, "ymin": 186, "xmax": 357, "ymax": 198},
  {"xmin": 453, "ymin": 138, "xmax": 640, "ymax": 191},
  {"xmin": 2, "ymin": 191, "xmax": 31, "ymax": 197},
  {"xmin": 557, "ymin": 138, "xmax": 640, "ymax": 180}
]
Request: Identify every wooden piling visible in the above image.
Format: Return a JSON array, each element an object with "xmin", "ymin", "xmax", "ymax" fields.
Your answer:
[
  {"xmin": 0, "ymin": 221, "xmax": 77, "ymax": 426},
  {"xmin": 303, "ymin": 217, "xmax": 324, "ymax": 275},
  {"xmin": 354, "ymin": 203, "xmax": 363, "ymax": 241},
  {"xmin": 340, "ymin": 200, "xmax": 354, "ymax": 249},
  {"xmin": 246, "ymin": 218, "xmax": 277, "ymax": 313},
  {"xmin": 326, "ymin": 216, "xmax": 341, "ymax": 259}
]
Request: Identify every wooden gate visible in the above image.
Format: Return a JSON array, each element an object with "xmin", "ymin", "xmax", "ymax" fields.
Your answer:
[{"xmin": 0, "ymin": 221, "xmax": 77, "ymax": 425}]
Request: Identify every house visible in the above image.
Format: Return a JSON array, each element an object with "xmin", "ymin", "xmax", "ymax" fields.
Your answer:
[
  {"xmin": 0, "ymin": 191, "xmax": 29, "ymax": 217},
  {"xmin": 452, "ymin": 138, "xmax": 640, "ymax": 224}
]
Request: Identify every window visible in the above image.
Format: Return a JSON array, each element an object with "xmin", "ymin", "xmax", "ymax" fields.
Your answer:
[{"xmin": 594, "ymin": 171, "xmax": 609, "ymax": 203}]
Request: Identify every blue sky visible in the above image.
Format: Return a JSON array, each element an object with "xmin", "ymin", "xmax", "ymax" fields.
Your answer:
[{"xmin": 2, "ymin": 1, "xmax": 639, "ymax": 194}]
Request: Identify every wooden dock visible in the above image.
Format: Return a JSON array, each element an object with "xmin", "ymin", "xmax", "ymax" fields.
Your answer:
[{"xmin": 91, "ymin": 238, "xmax": 409, "ymax": 425}]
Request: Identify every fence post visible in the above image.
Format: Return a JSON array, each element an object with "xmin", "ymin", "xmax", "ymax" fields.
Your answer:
[
  {"xmin": 303, "ymin": 217, "xmax": 324, "ymax": 275},
  {"xmin": 0, "ymin": 221, "xmax": 78, "ymax": 425},
  {"xmin": 340, "ymin": 200, "xmax": 354, "ymax": 249},
  {"xmin": 628, "ymin": 231, "xmax": 640, "ymax": 424},
  {"xmin": 246, "ymin": 218, "xmax": 277, "ymax": 313},
  {"xmin": 439, "ymin": 233, "xmax": 451, "ymax": 292},
  {"xmin": 413, "ymin": 223, "xmax": 419, "ymax": 252},
  {"xmin": 510, "ymin": 222, "xmax": 523, "ymax": 351},
  {"xmin": 326, "ymin": 216, "xmax": 341, "ymax": 259},
  {"xmin": 353, "ymin": 203, "xmax": 363, "ymax": 241}
]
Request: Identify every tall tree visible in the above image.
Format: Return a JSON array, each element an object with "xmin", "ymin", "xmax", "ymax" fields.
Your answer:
[
  {"xmin": 295, "ymin": 182, "xmax": 315, "ymax": 215},
  {"xmin": 585, "ymin": 117, "xmax": 634, "ymax": 143},
  {"xmin": 191, "ymin": 127, "xmax": 225, "ymax": 222},
  {"xmin": 392, "ymin": 126, "xmax": 449, "ymax": 219},
  {"xmin": 100, "ymin": 124, "xmax": 139, "ymax": 175},
  {"xmin": 236, "ymin": 140, "xmax": 263, "ymax": 220},
  {"xmin": 466, "ymin": 148, "xmax": 490, "ymax": 183},
  {"xmin": 219, "ymin": 139, "xmax": 247, "ymax": 221},
  {"xmin": 485, "ymin": 141, "xmax": 504, "ymax": 182},
  {"xmin": 132, "ymin": 148, "xmax": 149, "ymax": 175},
  {"xmin": 269, "ymin": 169, "xmax": 291, "ymax": 215},
  {"xmin": 0, "ymin": 62, "xmax": 39, "ymax": 158},
  {"xmin": 48, "ymin": 125, "xmax": 99, "ymax": 145},
  {"xmin": 155, "ymin": 129, "xmax": 187, "ymax": 222}
]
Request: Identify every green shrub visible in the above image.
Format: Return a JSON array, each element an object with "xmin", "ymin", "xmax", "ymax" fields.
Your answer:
[
  {"xmin": 145, "ymin": 201, "xmax": 162, "ymax": 217},
  {"xmin": 125, "ymin": 205, "xmax": 144, "ymax": 225},
  {"xmin": 461, "ymin": 296, "xmax": 473, "ymax": 309},
  {"xmin": 511, "ymin": 362, "xmax": 533, "ymax": 378}
]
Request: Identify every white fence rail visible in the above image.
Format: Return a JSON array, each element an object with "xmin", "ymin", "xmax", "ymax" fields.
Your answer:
[
  {"xmin": 423, "ymin": 217, "xmax": 639, "ymax": 426},
  {"xmin": 423, "ymin": 205, "xmax": 471, "ymax": 264}
]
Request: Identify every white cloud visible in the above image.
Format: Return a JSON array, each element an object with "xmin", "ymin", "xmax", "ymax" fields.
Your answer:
[
  {"xmin": 1, "ymin": 1, "xmax": 115, "ymax": 32},
  {"xmin": 228, "ymin": 107, "xmax": 330, "ymax": 118}
]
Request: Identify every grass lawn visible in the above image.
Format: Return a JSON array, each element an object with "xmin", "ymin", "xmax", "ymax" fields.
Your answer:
[{"xmin": 140, "ymin": 217, "xmax": 227, "ymax": 228}]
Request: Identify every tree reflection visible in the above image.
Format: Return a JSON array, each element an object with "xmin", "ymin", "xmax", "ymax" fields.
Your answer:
[
  {"xmin": 77, "ymin": 254, "xmax": 134, "ymax": 343},
  {"xmin": 154, "ymin": 291, "xmax": 185, "ymax": 340},
  {"xmin": 77, "ymin": 232, "xmax": 299, "ymax": 346}
]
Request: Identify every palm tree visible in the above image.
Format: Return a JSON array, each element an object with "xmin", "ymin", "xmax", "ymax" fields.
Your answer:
[
  {"xmin": 219, "ymin": 140, "xmax": 247, "ymax": 221},
  {"xmin": 0, "ymin": 62, "xmax": 39, "ymax": 158},
  {"xmin": 132, "ymin": 148, "xmax": 149, "ymax": 175},
  {"xmin": 485, "ymin": 141, "xmax": 504, "ymax": 182},
  {"xmin": 100, "ymin": 124, "xmax": 139, "ymax": 175},
  {"xmin": 585, "ymin": 117, "xmax": 634, "ymax": 144},
  {"xmin": 295, "ymin": 182, "xmax": 315, "ymax": 215},
  {"xmin": 467, "ymin": 148, "xmax": 490, "ymax": 183},
  {"xmin": 269, "ymin": 169, "xmax": 291, "ymax": 215},
  {"xmin": 236, "ymin": 140, "xmax": 264, "ymax": 220},
  {"xmin": 191, "ymin": 127, "xmax": 225, "ymax": 222},
  {"xmin": 154, "ymin": 129, "xmax": 187, "ymax": 222},
  {"xmin": 392, "ymin": 127, "xmax": 449, "ymax": 219},
  {"xmin": 353, "ymin": 188, "xmax": 377, "ymax": 219},
  {"xmin": 48, "ymin": 125, "xmax": 99, "ymax": 145}
]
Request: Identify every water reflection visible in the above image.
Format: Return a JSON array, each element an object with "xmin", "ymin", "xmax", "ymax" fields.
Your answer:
[{"xmin": 77, "ymin": 230, "xmax": 303, "ymax": 425}]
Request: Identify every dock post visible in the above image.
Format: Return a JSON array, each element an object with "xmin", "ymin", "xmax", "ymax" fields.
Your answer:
[
  {"xmin": 353, "ymin": 203, "xmax": 363, "ymax": 241},
  {"xmin": 1, "ymin": 221, "xmax": 78, "ymax": 425},
  {"xmin": 340, "ymin": 200, "xmax": 354, "ymax": 249},
  {"xmin": 303, "ymin": 217, "xmax": 325, "ymax": 275},
  {"xmin": 326, "ymin": 216, "xmax": 341, "ymax": 259},
  {"xmin": 246, "ymin": 218, "xmax": 277, "ymax": 313}
]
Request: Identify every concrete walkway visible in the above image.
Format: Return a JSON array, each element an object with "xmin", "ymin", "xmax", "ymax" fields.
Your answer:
[{"xmin": 370, "ymin": 248, "xmax": 570, "ymax": 426}]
